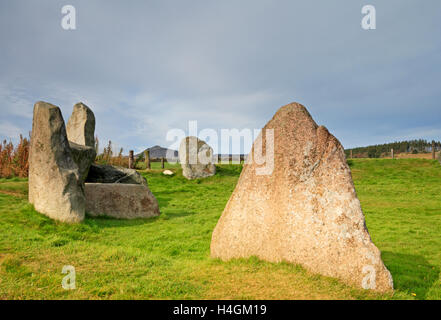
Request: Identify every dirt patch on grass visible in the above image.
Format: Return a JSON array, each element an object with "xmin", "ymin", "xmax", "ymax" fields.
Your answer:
[{"xmin": 0, "ymin": 190, "xmax": 25, "ymax": 197}]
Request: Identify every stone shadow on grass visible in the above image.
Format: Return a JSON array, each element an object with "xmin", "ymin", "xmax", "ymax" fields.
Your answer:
[
  {"xmin": 85, "ymin": 209, "xmax": 197, "ymax": 227},
  {"xmin": 159, "ymin": 210, "xmax": 198, "ymax": 220},
  {"xmin": 85, "ymin": 214, "xmax": 160, "ymax": 228},
  {"xmin": 382, "ymin": 251, "xmax": 439, "ymax": 299},
  {"xmin": 152, "ymin": 193, "xmax": 172, "ymax": 208}
]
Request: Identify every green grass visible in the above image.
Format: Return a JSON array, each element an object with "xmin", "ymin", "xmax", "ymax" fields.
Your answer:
[
  {"xmin": 135, "ymin": 161, "xmax": 181, "ymax": 170},
  {"xmin": 349, "ymin": 159, "xmax": 441, "ymax": 300},
  {"xmin": 0, "ymin": 159, "xmax": 440, "ymax": 299}
]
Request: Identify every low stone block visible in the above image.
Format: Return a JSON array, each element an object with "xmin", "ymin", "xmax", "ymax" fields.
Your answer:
[{"xmin": 84, "ymin": 183, "xmax": 160, "ymax": 219}]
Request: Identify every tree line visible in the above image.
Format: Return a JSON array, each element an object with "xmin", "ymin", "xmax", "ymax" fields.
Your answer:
[{"xmin": 345, "ymin": 139, "xmax": 441, "ymax": 158}]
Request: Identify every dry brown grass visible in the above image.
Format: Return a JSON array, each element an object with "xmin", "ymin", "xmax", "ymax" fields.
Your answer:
[
  {"xmin": 188, "ymin": 261, "xmax": 386, "ymax": 300},
  {"xmin": 361, "ymin": 152, "xmax": 441, "ymax": 160},
  {"xmin": 0, "ymin": 190, "xmax": 25, "ymax": 197},
  {"xmin": 0, "ymin": 135, "xmax": 29, "ymax": 178},
  {"xmin": 393, "ymin": 152, "xmax": 440, "ymax": 159}
]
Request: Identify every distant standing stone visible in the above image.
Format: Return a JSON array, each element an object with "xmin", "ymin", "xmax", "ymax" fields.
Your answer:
[
  {"xmin": 179, "ymin": 136, "xmax": 216, "ymax": 180},
  {"xmin": 211, "ymin": 102, "xmax": 394, "ymax": 292},
  {"xmin": 66, "ymin": 102, "xmax": 96, "ymax": 147},
  {"xmin": 29, "ymin": 101, "xmax": 85, "ymax": 223}
]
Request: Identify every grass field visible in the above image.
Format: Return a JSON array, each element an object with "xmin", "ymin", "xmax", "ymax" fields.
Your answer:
[{"xmin": 0, "ymin": 159, "xmax": 440, "ymax": 300}]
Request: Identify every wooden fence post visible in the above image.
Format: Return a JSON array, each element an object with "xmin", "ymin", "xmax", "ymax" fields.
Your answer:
[
  {"xmin": 129, "ymin": 150, "xmax": 134, "ymax": 169},
  {"xmin": 391, "ymin": 148, "xmax": 394, "ymax": 160},
  {"xmin": 161, "ymin": 157, "xmax": 165, "ymax": 169},
  {"xmin": 432, "ymin": 140, "xmax": 436, "ymax": 160},
  {"xmin": 145, "ymin": 150, "xmax": 151, "ymax": 169}
]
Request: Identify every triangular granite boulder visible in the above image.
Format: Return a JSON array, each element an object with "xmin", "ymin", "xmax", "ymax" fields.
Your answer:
[{"xmin": 211, "ymin": 102, "xmax": 393, "ymax": 292}]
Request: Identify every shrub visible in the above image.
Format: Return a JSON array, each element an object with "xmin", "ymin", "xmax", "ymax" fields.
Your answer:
[
  {"xmin": 95, "ymin": 139, "xmax": 129, "ymax": 167},
  {"xmin": 0, "ymin": 135, "xmax": 30, "ymax": 178}
]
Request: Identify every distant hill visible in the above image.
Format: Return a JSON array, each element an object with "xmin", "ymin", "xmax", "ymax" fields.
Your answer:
[
  {"xmin": 137, "ymin": 145, "xmax": 178, "ymax": 159},
  {"xmin": 345, "ymin": 139, "xmax": 441, "ymax": 158}
]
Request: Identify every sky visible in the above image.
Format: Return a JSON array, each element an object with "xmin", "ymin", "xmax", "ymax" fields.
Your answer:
[{"xmin": 0, "ymin": 0, "xmax": 440, "ymax": 154}]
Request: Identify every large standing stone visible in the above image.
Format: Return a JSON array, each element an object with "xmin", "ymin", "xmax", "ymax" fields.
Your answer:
[
  {"xmin": 29, "ymin": 102, "xmax": 85, "ymax": 223},
  {"xmin": 211, "ymin": 102, "xmax": 393, "ymax": 292},
  {"xmin": 179, "ymin": 136, "xmax": 216, "ymax": 179},
  {"xmin": 66, "ymin": 102, "xmax": 96, "ymax": 147}
]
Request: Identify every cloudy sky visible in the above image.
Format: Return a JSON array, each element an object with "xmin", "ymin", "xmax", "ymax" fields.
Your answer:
[{"xmin": 1, "ymin": 0, "xmax": 440, "ymax": 154}]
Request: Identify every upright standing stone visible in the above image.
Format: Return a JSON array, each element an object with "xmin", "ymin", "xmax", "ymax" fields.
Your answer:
[
  {"xmin": 29, "ymin": 102, "xmax": 85, "ymax": 223},
  {"xmin": 66, "ymin": 102, "xmax": 96, "ymax": 147},
  {"xmin": 66, "ymin": 102, "xmax": 96, "ymax": 183},
  {"xmin": 179, "ymin": 136, "xmax": 216, "ymax": 180},
  {"xmin": 432, "ymin": 141, "xmax": 436, "ymax": 160},
  {"xmin": 211, "ymin": 102, "xmax": 393, "ymax": 292}
]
